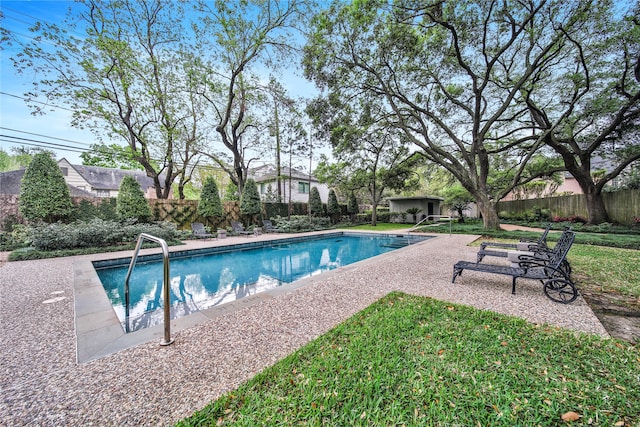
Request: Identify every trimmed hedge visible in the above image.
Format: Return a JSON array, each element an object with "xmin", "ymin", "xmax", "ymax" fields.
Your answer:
[{"xmin": 29, "ymin": 219, "xmax": 180, "ymax": 251}]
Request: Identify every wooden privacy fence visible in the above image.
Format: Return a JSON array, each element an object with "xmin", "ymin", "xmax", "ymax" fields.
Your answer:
[
  {"xmin": 149, "ymin": 200, "xmax": 311, "ymax": 230},
  {"xmin": 0, "ymin": 195, "xmax": 314, "ymax": 230},
  {"xmin": 497, "ymin": 189, "xmax": 640, "ymax": 224}
]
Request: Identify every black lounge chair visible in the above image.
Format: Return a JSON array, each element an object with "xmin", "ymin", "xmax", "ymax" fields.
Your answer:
[
  {"xmin": 191, "ymin": 222, "xmax": 215, "ymax": 240},
  {"xmin": 452, "ymin": 230, "xmax": 578, "ymax": 304},
  {"xmin": 476, "ymin": 224, "xmax": 553, "ymax": 262},
  {"xmin": 262, "ymin": 219, "xmax": 282, "ymax": 233},
  {"xmin": 231, "ymin": 221, "xmax": 253, "ymax": 237}
]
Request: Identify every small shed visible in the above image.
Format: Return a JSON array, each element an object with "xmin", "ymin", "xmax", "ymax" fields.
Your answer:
[{"xmin": 387, "ymin": 196, "xmax": 444, "ymax": 221}]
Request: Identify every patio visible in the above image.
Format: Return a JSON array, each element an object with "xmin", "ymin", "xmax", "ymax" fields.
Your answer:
[{"xmin": 0, "ymin": 231, "xmax": 608, "ymax": 426}]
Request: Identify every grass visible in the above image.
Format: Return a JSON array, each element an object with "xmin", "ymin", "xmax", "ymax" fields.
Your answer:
[
  {"xmin": 343, "ymin": 223, "xmax": 414, "ymax": 232},
  {"xmin": 415, "ymin": 221, "xmax": 640, "ymax": 250},
  {"xmin": 569, "ymin": 245, "xmax": 640, "ymax": 298},
  {"xmin": 177, "ymin": 293, "xmax": 640, "ymax": 426}
]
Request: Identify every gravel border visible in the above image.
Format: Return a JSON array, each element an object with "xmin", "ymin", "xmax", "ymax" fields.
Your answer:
[{"xmin": 0, "ymin": 231, "xmax": 608, "ymax": 426}]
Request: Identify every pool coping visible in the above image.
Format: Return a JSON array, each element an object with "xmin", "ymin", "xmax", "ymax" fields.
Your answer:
[{"xmin": 74, "ymin": 230, "xmax": 433, "ymax": 363}]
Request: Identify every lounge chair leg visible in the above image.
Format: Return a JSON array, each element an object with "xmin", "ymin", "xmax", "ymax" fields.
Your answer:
[{"xmin": 452, "ymin": 266, "xmax": 462, "ymax": 283}]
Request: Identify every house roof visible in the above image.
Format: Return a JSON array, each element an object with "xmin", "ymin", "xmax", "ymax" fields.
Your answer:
[
  {"xmin": 248, "ymin": 164, "xmax": 317, "ymax": 183},
  {"xmin": 62, "ymin": 160, "xmax": 159, "ymax": 191},
  {"xmin": 0, "ymin": 168, "xmax": 96, "ymax": 197},
  {"xmin": 387, "ymin": 195, "xmax": 444, "ymax": 201}
]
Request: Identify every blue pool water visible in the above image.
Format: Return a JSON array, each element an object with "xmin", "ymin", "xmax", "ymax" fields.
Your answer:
[{"xmin": 94, "ymin": 232, "xmax": 431, "ymax": 332}]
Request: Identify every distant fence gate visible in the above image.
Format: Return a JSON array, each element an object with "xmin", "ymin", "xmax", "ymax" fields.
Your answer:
[{"xmin": 497, "ymin": 189, "xmax": 640, "ymax": 225}]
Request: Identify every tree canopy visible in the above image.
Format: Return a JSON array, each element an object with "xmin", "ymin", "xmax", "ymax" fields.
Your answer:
[
  {"xmin": 521, "ymin": 1, "xmax": 640, "ymax": 223},
  {"xmin": 80, "ymin": 144, "xmax": 144, "ymax": 170},
  {"xmin": 13, "ymin": 0, "xmax": 202, "ymax": 198},
  {"xmin": 303, "ymin": 0, "xmax": 632, "ymax": 228}
]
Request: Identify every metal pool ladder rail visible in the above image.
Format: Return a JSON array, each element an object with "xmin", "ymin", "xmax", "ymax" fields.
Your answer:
[
  {"xmin": 410, "ymin": 215, "xmax": 452, "ymax": 235},
  {"xmin": 124, "ymin": 233, "xmax": 174, "ymax": 346}
]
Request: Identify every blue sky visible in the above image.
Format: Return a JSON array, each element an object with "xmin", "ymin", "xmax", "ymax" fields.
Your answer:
[
  {"xmin": 0, "ymin": 0, "xmax": 319, "ymax": 168},
  {"xmin": 1, "ymin": 1, "xmax": 100, "ymax": 164}
]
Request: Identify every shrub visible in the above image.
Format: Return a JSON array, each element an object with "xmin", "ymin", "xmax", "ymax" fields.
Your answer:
[
  {"xmin": 97, "ymin": 198, "xmax": 118, "ymax": 220},
  {"xmin": 75, "ymin": 199, "xmax": 99, "ymax": 221},
  {"xmin": 29, "ymin": 219, "xmax": 179, "ymax": 251},
  {"xmin": 309, "ymin": 187, "xmax": 324, "ymax": 217},
  {"xmin": 355, "ymin": 213, "xmax": 371, "ymax": 223},
  {"xmin": 347, "ymin": 192, "xmax": 359, "ymax": 215},
  {"xmin": 553, "ymin": 215, "xmax": 587, "ymax": 224},
  {"xmin": 0, "ymin": 224, "xmax": 31, "ymax": 251},
  {"xmin": 376, "ymin": 211, "xmax": 391, "ymax": 222},
  {"xmin": 19, "ymin": 152, "xmax": 73, "ymax": 223},
  {"xmin": 117, "ymin": 176, "xmax": 152, "ymax": 222},
  {"xmin": 198, "ymin": 177, "xmax": 223, "ymax": 219},
  {"xmin": 275, "ymin": 215, "xmax": 331, "ymax": 233},
  {"xmin": 327, "ymin": 189, "xmax": 340, "ymax": 216},
  {"xmin": 390, "ymin": 212, "xmax": 405, "ymax": 223},
  {"xmin": 240, "ymin": 179, "xmax": 262, "ymax": 223}
]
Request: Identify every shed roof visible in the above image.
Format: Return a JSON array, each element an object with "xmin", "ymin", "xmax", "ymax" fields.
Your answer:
[{"xmin": 387, "ymin": 195, "xmax": 444, "ymax": 201}]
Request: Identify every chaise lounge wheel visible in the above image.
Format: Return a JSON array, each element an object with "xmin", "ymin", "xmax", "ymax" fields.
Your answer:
[{"xmin": 543, "ymin": 278, "xmax": 578, "ymax": 304}]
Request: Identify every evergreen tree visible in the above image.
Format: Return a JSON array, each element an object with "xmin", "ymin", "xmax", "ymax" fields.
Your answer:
[
  {"xmin": 240, "ymin": 178, "xmax": 261, "ymax": 224},
  {"xmin": 117, "ymin": 175, "xmax": 152, "ymax": 222},
  {"xmin": 224, "ymin": 181, "xmax": 239, "ymax": 201},
  {"xmin": 347, "ymin": 192, "xmax": 359, "ymax": 218},
  {"xmin": 198, "ymin": 177, "xmax": 223, "ymax": 219},
  {"xmin": 309, "ymin": 186, "xmax": 324, "ymax": 217},
  {"xmin": 19, "ymin": 152, "xmax": 73, "ymax": 223},
  {"xmin": 327, "ymin": 189, "xmax": 340, "ymax": 223}
]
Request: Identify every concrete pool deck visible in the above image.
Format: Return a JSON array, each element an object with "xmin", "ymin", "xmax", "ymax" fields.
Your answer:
[{"xmin": 1, "ymin": 230, "xmax": 608, "ymax": 426}]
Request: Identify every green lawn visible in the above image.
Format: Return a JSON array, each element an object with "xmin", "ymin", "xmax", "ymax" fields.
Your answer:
[
  {"xmin": 177, "ymin": 293, "xmax": 639, "ymax": 426},
  {"xmin": 569, "ymin": 245, "xmax": 640, "ymax": 298},
  {"xmin": 342, "ymin": 223, "xmax": 414, "ymax": 232}
]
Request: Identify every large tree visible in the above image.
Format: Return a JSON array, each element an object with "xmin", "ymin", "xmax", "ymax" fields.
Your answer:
[
  {"xmin": 522, "ymin": 1, "xmax": 640, "ymax": 224},
  {"xmin": 311, "ymin": 97, "xmax": 423, "ymax": 226},
  {"xmin": 13, "ymin": 0, "xmax": 200, "ymax": 198},
  {"xmin": 190, "ymin": 0, "xmax": 307, "ymax": 195},
  {"xmin": 80, "ymin": 143, "xmax": 143, "ymax": 170},
  {"xmin": 304, "ymin": 0, "xmax": 599, "ymax": 229}
]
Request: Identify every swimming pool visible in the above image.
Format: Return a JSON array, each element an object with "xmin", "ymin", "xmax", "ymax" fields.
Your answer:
[{"xmin": 93, "ymin": 232, "xmax": 431, "ymax": 332}]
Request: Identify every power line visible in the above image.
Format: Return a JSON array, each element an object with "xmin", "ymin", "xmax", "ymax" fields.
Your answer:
[
  {"xmin": 0, "ymin": 91, "xmax": 79, "ymax": 114},
  {"xmin": 0, "ymin": 134, "xmax": 88, "ymax": 153},
  {"xmin": 0, "ymin": 127, "xmax": 95, "ymax": 148}
]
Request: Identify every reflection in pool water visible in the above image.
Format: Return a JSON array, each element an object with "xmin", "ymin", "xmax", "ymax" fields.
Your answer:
[{"xmin": 94, "ymin": 233, "xmax": 430, "ymax": 332}]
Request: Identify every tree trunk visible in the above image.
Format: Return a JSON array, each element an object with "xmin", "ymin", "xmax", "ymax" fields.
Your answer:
[
  {"xmin": 584, "ymin": 190, "xmax": 609, "ymax": 224},
  {"xmin": 565, "ymin": 169, "xmax": 610, "ymax": 224},
  {"xmin": 371, "ymin": 202, "xmax": 378, "ymax": 226},
  {"xmin": 475, "ymin": 195, "xmax": 501, "ymax": 230}
]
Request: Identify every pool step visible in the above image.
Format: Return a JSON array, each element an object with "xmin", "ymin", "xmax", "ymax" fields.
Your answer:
[{"xmin": 381, "ymin": 240, "xmax": 411, "ymax": 248}]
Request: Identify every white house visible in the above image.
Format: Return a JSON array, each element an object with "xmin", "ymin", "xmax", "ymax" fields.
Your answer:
[{"xmin": 248, "ymin": 164, "xmax": 330, "ymax": 203}]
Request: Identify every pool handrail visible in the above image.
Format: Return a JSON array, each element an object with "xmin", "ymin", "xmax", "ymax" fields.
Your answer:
[
  {"xmin": 124, "ymin": 233, "xmax": 174, "ymax": 346},
  {"xmin": 410, "ymin": 215, "xmax": 452, "ymax": 236}
]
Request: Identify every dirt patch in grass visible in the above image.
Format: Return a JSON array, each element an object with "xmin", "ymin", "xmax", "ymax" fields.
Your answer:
[{"xmin": 579, "ymin": 287, "xmax": 640, "ymax": 345}]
